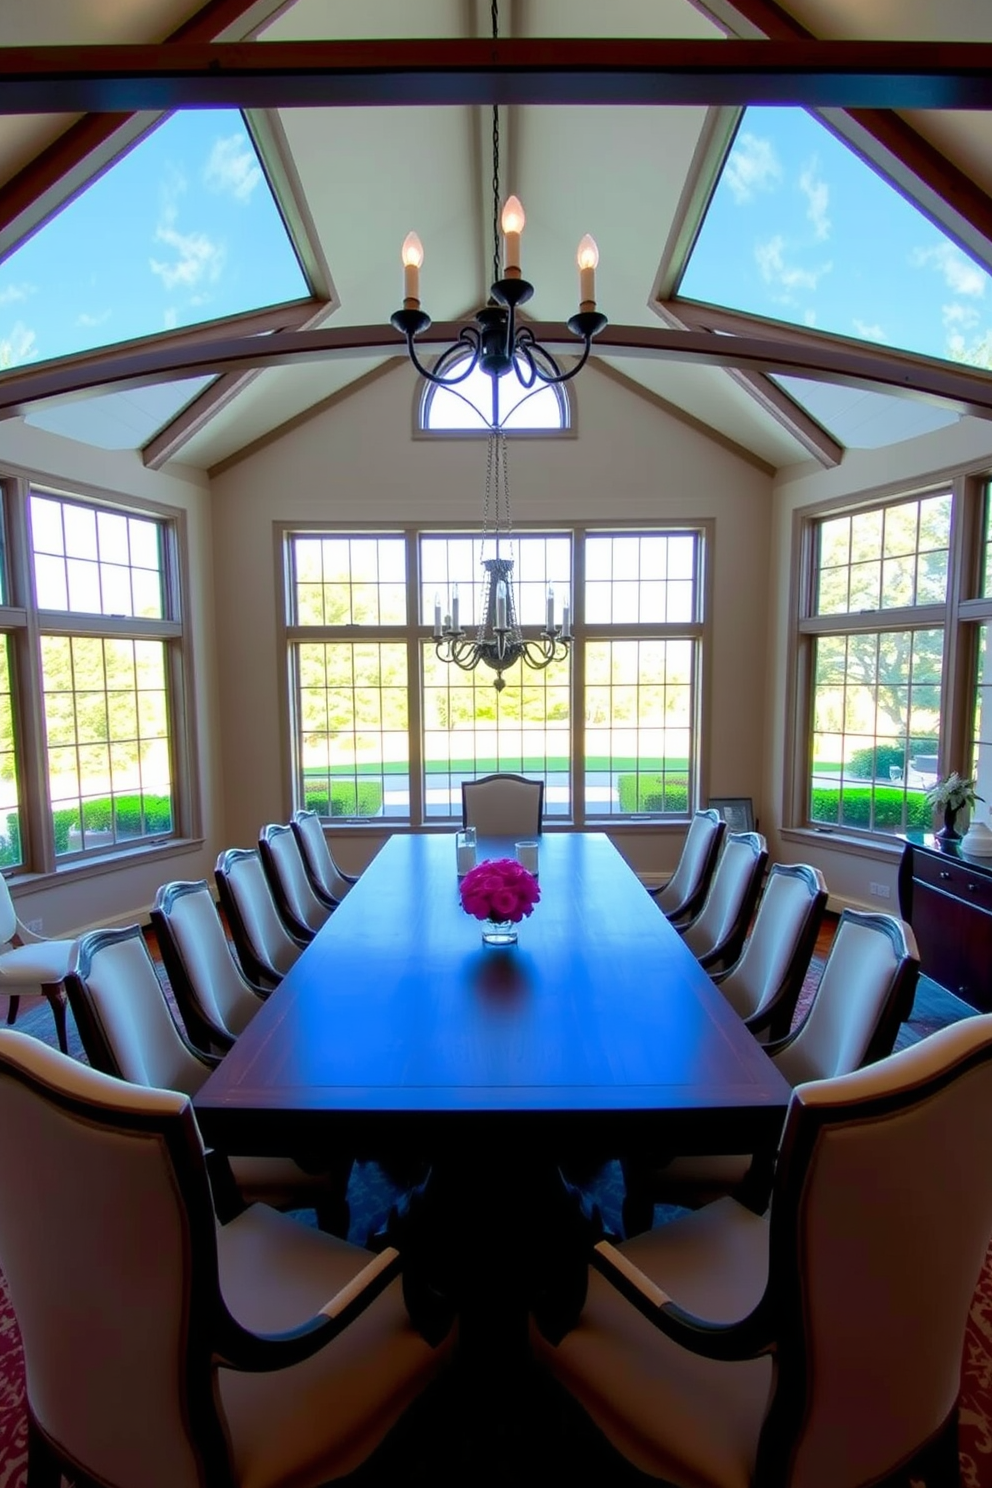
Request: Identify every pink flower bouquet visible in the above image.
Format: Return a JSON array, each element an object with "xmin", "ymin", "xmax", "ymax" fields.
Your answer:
[{"xmin": 459, "ymin": 857, "xmax": 541, "ymax": 925}]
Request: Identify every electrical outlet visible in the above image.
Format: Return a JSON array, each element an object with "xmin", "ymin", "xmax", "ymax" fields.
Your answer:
[
  {"xmin": 868, "ymin": 882, "xmax": 891, "ymax": 900},
  {"xmin": 25, "ymin": 918, "xmax": 43, "ymax": 933}
]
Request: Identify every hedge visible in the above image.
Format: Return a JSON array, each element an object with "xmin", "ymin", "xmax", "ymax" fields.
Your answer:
[
  {"xmin": 617, "ymin": 773, "xmax": 689, "ymax": 815},
  {"xmin": 304, "ymin": 780, "xmax": 384, "ymax": 818},
  {"xmin": 846, "ymin": 738, "xmax": 939, "ymax": 780},
  {"xmin": 810, "ymin": 785, "xmax": 933, "ymax": 831}
]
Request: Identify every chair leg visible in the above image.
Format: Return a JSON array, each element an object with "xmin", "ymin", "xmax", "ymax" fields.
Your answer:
[
  {"xmin": 5, "ymin": 994, "xmax": 19, "ymax": 1027},
  {"xmin": 42, "ymin": 984, "xmax": 69, "ymax": 1055}
]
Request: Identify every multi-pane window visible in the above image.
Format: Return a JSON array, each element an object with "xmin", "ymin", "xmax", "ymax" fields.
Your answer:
[
  {"xmin": 583, "ymin": 533, "xmax": 700, "ymax": 819},
  {"xmin": 0, "ymin": 481, "xmax": 190, "ymax": 873},
  {"xmin": 285, "ymin": 526, "xmax": 705, "ymax": 826},
  {"xmin": 799, "ymin": 491, "xmax": 952, "ymax": 838},
  {"xmin": 28, "ymin": 490, "xmax": 179, "ymax": 859},
  {"xmin": 421, "ymin": 358, "xmax": 568, "ymax": 433}
]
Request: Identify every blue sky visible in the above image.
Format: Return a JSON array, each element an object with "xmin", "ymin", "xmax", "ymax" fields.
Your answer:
[
  {"xmin": 681, "ymin": 107, "xmax": 992, "ymax": 368},
  {"xmin": 0, "ymin": 111, "xmax": 308, "ymax": 370}
]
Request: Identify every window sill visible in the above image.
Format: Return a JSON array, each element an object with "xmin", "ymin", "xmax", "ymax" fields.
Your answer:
[
  {"xmin": 780, "ymin": 826, "xmax": 905, "ymax": 862},
  {"xmin": 8, "ymin": 836, "xmax": 206, "ymax": 893}
]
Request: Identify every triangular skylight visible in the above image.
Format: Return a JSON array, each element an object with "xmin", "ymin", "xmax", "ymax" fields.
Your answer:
[
  {"xmin": 679, "ymin": 107, "xmax": 992, "ymax": 369},
  {"xmin": 0, "ymin": 110, "xmax": 309, "ymax": 371}
]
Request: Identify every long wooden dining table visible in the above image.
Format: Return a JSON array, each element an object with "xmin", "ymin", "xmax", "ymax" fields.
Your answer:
[
  {"xmin": 196, "ymin": 831, "xmax": 790, "ymax": 1447},
  {"xmin": 195, "ymin": 830, "xmax": 790, "ymax": 1163}
]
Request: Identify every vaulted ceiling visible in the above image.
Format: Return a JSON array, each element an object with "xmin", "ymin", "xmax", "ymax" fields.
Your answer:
[{"xmin": 2, "ymin": 0, "xmax": 992, "ymax": 475}]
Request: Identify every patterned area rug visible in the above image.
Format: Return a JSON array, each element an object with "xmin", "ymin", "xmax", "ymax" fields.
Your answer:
[{"xmin": 0, "ymin": 973, "xmax": 991, "ymax": 1484}]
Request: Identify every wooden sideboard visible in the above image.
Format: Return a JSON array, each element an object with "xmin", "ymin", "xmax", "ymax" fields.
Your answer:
[{"xmin": 898, "ymin": 836, "xmax": 992, "ymax": 1012}]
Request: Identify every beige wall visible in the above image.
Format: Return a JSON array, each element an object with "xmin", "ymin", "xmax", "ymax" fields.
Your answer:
[
  {"xmin": 767, "ymin": 414, "xmax": 992, "ymax": 911},
  {"xmin": 210, "ymin": 360, "xmax": 774, "ymax": 879},
  {"xmin": 0, "ymin": 421, "xmax": 222, "ymax": 936}
]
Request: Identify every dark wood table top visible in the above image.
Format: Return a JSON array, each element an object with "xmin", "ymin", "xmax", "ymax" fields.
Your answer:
[{"xmin": 195, "ymin": 832, "xmax": 790, "ymax": 1158}]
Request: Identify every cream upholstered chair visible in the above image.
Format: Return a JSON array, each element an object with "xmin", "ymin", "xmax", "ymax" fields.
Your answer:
[
  {"xmin": 648, "ymin": 808, "xmax": 725, "ymax": 923},
  {"xmin": 534, "ymin": 1015, "xmax": 992, "ymax": 1488},
  {"xmin": 712, "ymin": 862, "xmax": 828, "ymax": 1042},
  {"xmin": 0, "ymin": 1029, "xmax": 452, "ymax": 1488},
  {"xmin": 461, "ymin": 772, "xmax": 544, "ymax": 838},
  {"xmin": 215, "ymin": 847, "xmax": 307, "ymax": 988},
  {"xmin": 622, "ymin": 909, "xmax": 920, "ymax": 1225},
  {"xmin": 292, "ymin": 808, "xmax": 359, "ymax": 907},
  {"xmin": 65, "ymin": 924, "xmax": 350, "ymax": 1233},
  {"xmin": 677, "ymin": 831, "xmax": 768, "ymax": 971},
  {"xmin": 259, "ymin": 822, "xmax": 332, "ymax": 942},
  {"xmin": 0, "ymin": 875, "xmax": 74, "ymax": 1053},
  {"xmin": 151, "ymin": 880, "xmax": 268, "ymax": 1055}
]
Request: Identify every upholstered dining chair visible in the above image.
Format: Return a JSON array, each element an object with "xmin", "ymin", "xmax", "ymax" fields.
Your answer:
[
  {"xmin": 215, "ymin": 846, "xmax": 307, "ymax": 988},
  {"xmin": 292, "ymin": 808, "xmax": 359, "ymax": 908},
  {"xmin": 677, "ymin": 831, "xmax": 768, "ymax": 971},
  {"xmin": 648, "ymin": 808, "xmax": 725, "ymax": 923},
  {"xmin": 461, "ymin": 772, "xmax": 544, "ymax": 838},
  {"xmin": 0, "ymin": 874, "xmax": 74, "ymax": 1053},
  {"xmin": 65, "ymin": 924, "xmax": 351, "ymax": 1233},
  {"xmin": 712, "ymin": 862, "xmax": 828, "ymax": 1042},
  {"xmin": 151, "ymin": 880, "xmax": 268, "ymax": 1055},
  {"xmin": 622, "ymin": 908, "xmax": 920, "ymax": 1227},
  {"xmin": 259, "ymin": 821, "xmax": 332, "ymax": 942},
  {"xmin": 0, "ymin": 1028, "xmax": 453, "ymax": 1488},
  {"xmin": 534, "ymin": 1014, "xmax": 992, "ymax": 1488}
]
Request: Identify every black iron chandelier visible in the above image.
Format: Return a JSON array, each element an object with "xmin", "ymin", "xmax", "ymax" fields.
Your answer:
[{"xmin": 392, "ymin": 1, "xmax": 602, "ymax": 690}]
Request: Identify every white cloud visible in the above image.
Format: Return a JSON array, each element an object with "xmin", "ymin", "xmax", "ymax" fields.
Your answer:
[
  {"xmin": 76, "ymin": 309, "xmax": 111, "ymax": 329},
  {"xmin": 204, "ymin": 135, "xmax": 261, "ymax": 203},
  {"xmin": 149, "ymin": 188, "xmax": 225, "ymax": 292},
  {"xmin": 755, "ymin": 235, "xmax": 832, "ymax": 293},
  {"xmin": 853, "ymin": 319, "xmax": 886, "ymax": 342},
  {"xmin": 0, "ymin": 282, "xmax": 32, "ymax": 307},
  {"xmin": 0, "ymin": 321, "xmax": 38, "ymax": 369},
  {"xmin": 798, "ymin": 160, "xmax": 830, "ymax": 242},
  {"xmin": 724, "ymin": 133, "xmax": 782, "ymax": 205},
  {"xmin": 911, "ymin": 242, "xmax": 987, "ymax": 298},
  {"xmin": 163, "ymin": 307, "xmax": 178, "ymax": 330},
  {"xmin": 942, "ymin": 302, "xmax": 980, "ymax": 330},
  {"xmin": 803, "ymin": 308, "xmax": 818, "ymax": 327}
]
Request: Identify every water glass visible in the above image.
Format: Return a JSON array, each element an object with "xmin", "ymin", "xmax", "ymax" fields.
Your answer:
[
  {"xmin": 516, "ymin": 839, "xmax": 539, "ymax": 876},
  {"xmin": 456, "ymin": 827, "xmax": 477, "ymax": 876}
]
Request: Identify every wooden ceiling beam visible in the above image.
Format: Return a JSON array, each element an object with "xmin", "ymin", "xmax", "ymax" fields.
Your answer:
[
  {"xmin": 656, "ymin": 302, "xmax": 842, "ymax": 466},
  {"xmin": 0, "ymin": 0, "xmax": 290, "ymax": 257},
  {"xmin": 2, "ymin": 40, "xmax": 992, "ymax": 112},
  {"xmin": 0, "ymin": 320, "xmax": 989, "ymax": 417}
]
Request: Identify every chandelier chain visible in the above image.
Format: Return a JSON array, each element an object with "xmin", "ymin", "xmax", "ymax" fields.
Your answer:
[{"xmin": 491, "ymin": 0, "xmax": 500, "ymax": 288}]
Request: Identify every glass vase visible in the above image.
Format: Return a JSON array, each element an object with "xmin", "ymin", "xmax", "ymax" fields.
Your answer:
[{"xmin": 482, "ymin": 920, "xmax": 517, "ymax": 948}]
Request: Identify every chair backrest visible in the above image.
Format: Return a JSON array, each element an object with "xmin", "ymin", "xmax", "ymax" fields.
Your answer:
[
  {"xmin": 772, "ymin": 909, "xmax": 919, "ymax": 1088},
  {"xmin": 66, "ymin": 925, "xmax": 213, "ymax": 1096},
  {"xmin": 259, "ymin": 822, "xmax": 332, "ymax": 941},
  {"xmin": 759, "ymin": 1016, "xmax": 992, "ymax": 1488},
  {"xmin": 0, "ymin": 873, "xmax": 18, "ymax": 946},
  {"xmin": 679, "ymin": 831, "xmax": 768, "ymax": 969},
  {"xmin": 461, "ymin": 773, "xmax": 544, "ymax": 838},
  {"xmin": 214, "ymin": 847, "xmax": 305, "ymax": 986},
  {"xmin": 292, "ymin": 809, "xmax": 354, "ymax": 903},
  {"xmin": 151, "ymin": 880, "xmax": 264, "ymax": 1052},
  {"xmin": 654, "ymin": 809, "xmax": 725, "ymax": 921},
  {"xmin": 0, "ymin": 1029, "xmax": 234, "ymax": 1488},
  {"xmin": 716, "ymin": 863, "xmax": 828, "ymax": 1038}
]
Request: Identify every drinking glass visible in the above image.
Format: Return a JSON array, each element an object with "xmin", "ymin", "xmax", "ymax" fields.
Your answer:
[
  {"xmin": 456, "ymin": 827, "xmax": 477, "ymax": 876},
  {"xmin": 516, "ymin": 839, "xmax": 539, "ymax": 876}
]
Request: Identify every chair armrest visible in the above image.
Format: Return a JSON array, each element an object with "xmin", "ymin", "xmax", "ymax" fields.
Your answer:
[
  {"xmin": 215, "ymin": 1246, "xmax": 414, "ymax": 1371},
  {"xmin": 584, "ymin": 1240, "xmax": 775, "ymax": 1363}
]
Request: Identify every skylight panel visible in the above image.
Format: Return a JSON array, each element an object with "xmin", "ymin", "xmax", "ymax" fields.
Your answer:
[
  {"xmin": 770, "ymin": 377, "xmax": 959, "ymax": 450},
  {"xmin": 0, "ymin": 111, "xmax": 309, "ymax": 370},
  {"xmin": 680, "ymin": 107, "xmax": 992, "ymax": 369}
]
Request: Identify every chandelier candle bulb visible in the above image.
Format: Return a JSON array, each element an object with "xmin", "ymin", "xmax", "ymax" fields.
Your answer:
[
  {"xmin": 546, "ymin": 586, "xmax": 555, "ymax": 634},
  {"xmin": 561, "ymin": 603, "xmax": 571, "ymax": 639},
  {"xmin": 401, "ymin": 232, "xmax": 423, "ymax": 306},
  {"xmin": 496, "ymin": 581, "xmax": 508, "ymax": 631},
  {"xmin": 433, "ymin": 594, "xmax": 442, "ymax": 639},
  {"xmin": 577, "ymin": 234, "xmax": 599, "ymax": 309},
  {"xmin": 501, "ymin": 196, "xmax": 525, "ymax": 277},
  {"xmin": 451, "ymin": 586, "xmax": 460, "ymax": 634}
]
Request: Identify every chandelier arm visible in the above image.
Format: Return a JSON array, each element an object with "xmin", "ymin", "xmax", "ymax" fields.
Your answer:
[
  {"xmin": 524, "ymin": 335, "xmax": 595, "ymax": 386},
  {"xmin": 407, "ymin": 328, "xmax": 483, "ymax": 388},
  {"xmin": 509, "ymin": 337, "xmax": 540, "ymax": 388}
]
